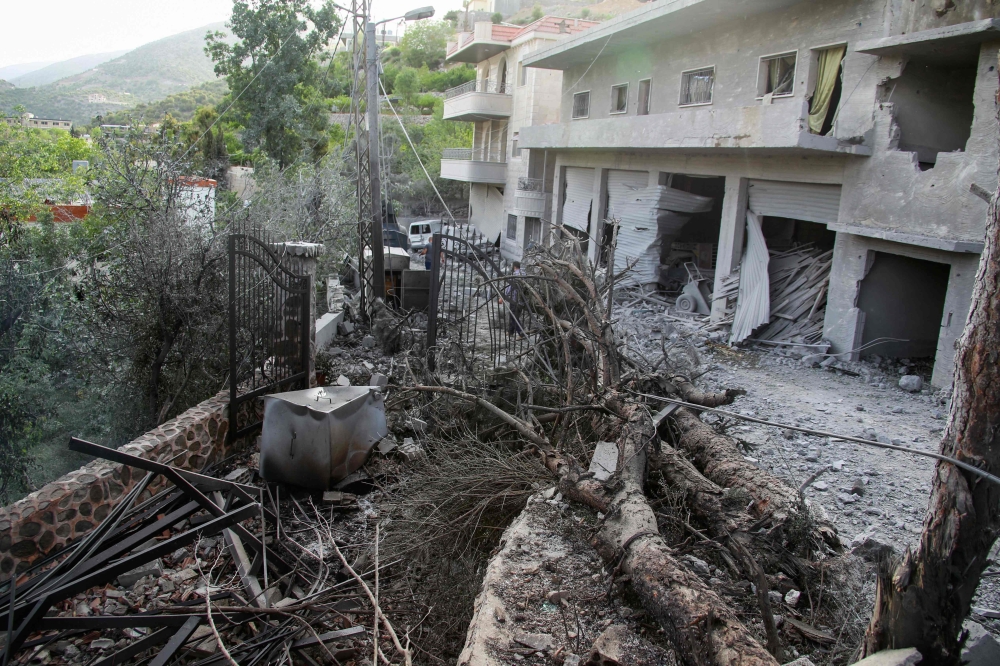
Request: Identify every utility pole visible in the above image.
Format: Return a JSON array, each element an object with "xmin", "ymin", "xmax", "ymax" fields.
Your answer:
[{"xmin": 364, "ymin": 19, "xmax": 385, "ymax": 306}]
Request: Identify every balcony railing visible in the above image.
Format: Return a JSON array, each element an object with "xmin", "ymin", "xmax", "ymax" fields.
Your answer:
[
  {"xmin": 516, "ymin": 177, "xmax": 544, "ymax": 192},
  {"xmin": 444, "ymin": 78, "xmax": 511, "ymax": 100},
  {"xmin": 441, "ymin": 148, "xmax": 506, "ymax": 164}
]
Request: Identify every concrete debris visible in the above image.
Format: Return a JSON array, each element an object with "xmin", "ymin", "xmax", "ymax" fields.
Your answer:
[
  {"xmin": 514, "ymin": 632, "xmax": 555, "ymax": 651},
  {"xmin": 117, "ymin": 558, "xmax": 163, "ymax": 588},
  {"xmin": 849, "ymin": 647, "xmax": 922, "ymax": 666},
  {"xmin": 781, "ymin": 658, "xmax": 817, "ymax": 666},
  {"xmin": 962, "ymin": 620, "xmax": 1000, "ymax": 666},
  {"xmin": 362, "ymin": 334, "xmax": 377, "ymax": 348},
  {"xmin": 852, "ymin": 478, "xmax": 866, "ymax": 496},
  {"xmin": 586, "ymin": 624, "xmax": 629, "ymax": 664},
  {"xmin": 369, "ymin": 372, "xmax": 388, "ymax": 387},
  {"xmin": 336, "ymin": 374, "xmax": 351, "ymax": 386},
  {"xmin": 899, "ymin": 375, "xmax": 924, "ymax": 392},
  {"xmin": 90, "ymin": 638, "xmax": 115, "ymax": 650},
  {"xmin": 588, "ymin": 441, "xmax": 618, "ymax": 482},
  {"xmin": 784, "ymin": 589, "xmax": 801, "ymax": 607},
  {"xmin": 398, "ymin": 437, "xmax": 425, "ymax": 462}
]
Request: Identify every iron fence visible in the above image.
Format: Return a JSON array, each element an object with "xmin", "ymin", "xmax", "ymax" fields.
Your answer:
[
  {"xmin": 228, "ymin": 219, "xmax": 311, "ymax": 442},
  {"xmin": 426, "ymin": 224, "xmax": 536, "ymax": 377}
]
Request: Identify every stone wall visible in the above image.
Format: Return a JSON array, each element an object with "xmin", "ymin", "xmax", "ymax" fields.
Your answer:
[{"xmin": 0, "ymin": 391, "xmax": 234, "ymax": 576}]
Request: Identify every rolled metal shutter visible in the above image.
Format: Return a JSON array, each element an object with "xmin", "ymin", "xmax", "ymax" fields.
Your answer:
[
  {"xmin": 606, "ymin": 170, "xmax": 649, "ymax": 219},
  {"xmin": 562, "ymin": 167, "xmax": 594, "ymax": 232},
  {"xmin": 747, "ymin": 180, "xmax": 842, "ymax": 225}
]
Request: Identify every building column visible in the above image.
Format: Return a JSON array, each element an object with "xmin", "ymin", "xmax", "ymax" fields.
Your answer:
[
  {"xmin": 274, "ymin": 241, "xmax": 324, "ymax": 388},
  {"xmin": 710, "ymin": 177, "xmax": 749, "ymax": 321}
]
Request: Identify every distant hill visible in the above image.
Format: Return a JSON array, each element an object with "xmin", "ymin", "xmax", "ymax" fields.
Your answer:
[
  {"xmin": 11, "ymin": 51, "xmax": 129, "ymax": 88},
  {"xmin": 0, "ymin": 80, "xmax": 13, "ymax": 92},
  {"xmin": 96, "ymin": 79, "xmax": 229, "ymax": 125},
  {"xmin": 0, "ymin": 22, "xmax": 227, "ymax": 124},
  {"xmin": 0, "ymin": 61, "xmax": 54, "ymax": 81}
]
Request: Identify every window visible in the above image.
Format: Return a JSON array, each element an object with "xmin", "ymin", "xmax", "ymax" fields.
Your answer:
[
  {"xmin": 679, "ymin": 66, "xmax": 715, "ymax": 106},
  {"xmin": 519, "ymin": 63, "xmax": 527, "ymax": 86},
  {"xmin": 610, "ymin": 83, "xmax": 628, "ymax": 114},
  {"xmin": 758, "ymin": 52, "xmax": 796, "ymax": 97},
  {"xmin": 572, "ymin": 91, "xmax": 590, "ymax": 119},
  {"xmin": 506, "ymin": 214, "xmax": 518, "ymax": 240},
  {"xmin": 637, "ymin": 79, "xmax": 651, "ymax": 115},
  {"xmin": 511, "ymin": 132, "xmax": 521, "ymax": 158}
]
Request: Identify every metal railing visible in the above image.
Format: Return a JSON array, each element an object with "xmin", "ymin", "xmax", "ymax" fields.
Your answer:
[
  {"xmin": 441, "ymin": 147, "xmax": 507, "ymax": 164},
  {"xmin": 516, "ymin": 177, "xmax": 544, "ymax": 192},
  {"xmin": 444, "ymin": 78, "xmax": 511, "ymax": 99}
]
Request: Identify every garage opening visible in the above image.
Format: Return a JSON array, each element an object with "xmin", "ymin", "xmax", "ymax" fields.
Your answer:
[
  {"xmin": 659, "ymin": 173, "xmax": 725, "ymax": 290},
  {"xmin": 857, "ymin": 252, "xmax": 949, "ymax": 360},
  {"xmin": 879, "ymin": 59, "xmax": 976, "ymax": 170}
]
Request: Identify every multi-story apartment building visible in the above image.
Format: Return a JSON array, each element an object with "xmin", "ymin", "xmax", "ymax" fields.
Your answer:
[
  {"xmin": 517, "ymin": 0, "xmax": 1000, "ymax": 387},
  {"xmin": 440, "ymin": 16, "xmax": 599, "ymax": 261}
]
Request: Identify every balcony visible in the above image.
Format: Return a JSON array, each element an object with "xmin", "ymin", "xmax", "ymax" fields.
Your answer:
[
  {"xmin": 440, "ymin": 148, "xmax": 507, "ymax": 184},
  {"xmin": 519, "ymin": 100, "xmax": 872, "ymax": 156},
  {"xmin": 446, "ymin": 21, "xmax": 516, "ymax": 64},
  {"xmin": 512, "ymin": 177, "xmax": 551, "ymax": 217},
  {"xmin": 443, "ymin": 79, "xmax": 512, "ymax": 122}
]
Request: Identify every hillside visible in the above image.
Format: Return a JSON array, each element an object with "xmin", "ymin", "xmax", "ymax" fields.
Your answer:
[
  {"xmin": 0, "ymin": 22, "xmax": 227, "ymax": 124},
  {"xmin": 96, "ymin": 79, "xmax": 229, "ymax": 125},
  {"xmin": 11, "ymin": 51, "xmax": 129, "ymax": 88},
  {"xmin": 0, "ymin": 61, "xmax": 54, "ymax": 81}
]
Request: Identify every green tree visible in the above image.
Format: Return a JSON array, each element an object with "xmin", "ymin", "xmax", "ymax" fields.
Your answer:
[
  {"xmin": 398, "ymin": 20, "xmax": 453, "ymax": 69},
  {"xmin": 491, "ymin": 12, "xmax": 502, "ymax": 23},
  {"xmin": 395, "ymin": 67, "xmax": 419, "ymax": 107},
  {"xmin": 531, "ymin": 4, "xmax": 543, "ymax": 20},
  {"xmin": 206, "ymin": 0, "xmax": 342, "ymax": 167}
]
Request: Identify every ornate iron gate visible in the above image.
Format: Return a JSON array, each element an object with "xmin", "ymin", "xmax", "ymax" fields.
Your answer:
[
  {"xmin": 427, "ymin": 225, "xmax": 533, "ymax": 373},
  {"xmin": 228, "ymin": 220, "xmax": 312, "ymax": 442}
]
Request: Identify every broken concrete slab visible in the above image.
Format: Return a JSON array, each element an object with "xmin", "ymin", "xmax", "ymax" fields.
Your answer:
[
  {"xmin": 369, "ymin": 373, "xmax": 388, "ymax": 387},
  {"xmin": 117, "ymin": 559, "xmax": 163, "ymax": 588},
  {"xmin": 587, "ymin": 624, "xmax": 628, "ymax": 664},
  {"xmin": 899, "ymin": 375, "xmax": 923, "ymax": 392},
  {"xmin": 362, "ymin": 335, "xmax": 377, "ymax": 348},
  {"xmin": 962, "ymin": 620, "xmax": 1000, "ymax": 666},
  {"xmin": 337, "ymin": 320, "xmax": 355, "ymax": 336},
  {"xmin": 315, "ymin": 310, "xmax": 344, "ymax": 349},
  {"xmin": 514, "ymin": 633, "xmax": 555, "ymax": 651},
  {"xmin": 849, "ymin": 647, "xmax": 922, "ymax": 666},
  {"xmin": 589, "ymin": 442, "xmax": 618, "ymax": 482}
]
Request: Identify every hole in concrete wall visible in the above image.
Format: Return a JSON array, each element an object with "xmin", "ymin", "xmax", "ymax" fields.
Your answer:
[
  {"xmin": 761, "ymin": 218, "xmax": 837, "ymax": 252},
  {"xmin": 857, "ymin": 251, "xmax": 949, "ymax": 360},
  {"xmin": 880, "ymin": 58, "xmax": 976, "ymax": 170}
]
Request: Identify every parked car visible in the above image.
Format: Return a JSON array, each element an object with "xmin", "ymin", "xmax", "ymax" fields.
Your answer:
[{"xmin": 408, "ymin": 219, "xmax": 440, "ymax": 250}]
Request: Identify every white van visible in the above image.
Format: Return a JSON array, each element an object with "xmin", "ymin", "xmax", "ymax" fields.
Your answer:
[{"xmin": 408, "ymin": 219, "xmax": 440, "ymax": 250}]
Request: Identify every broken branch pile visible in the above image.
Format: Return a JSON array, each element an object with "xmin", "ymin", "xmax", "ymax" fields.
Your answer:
[{"xmin": 381, "ymin": 236, "xmax": 868, "ymax": 665}]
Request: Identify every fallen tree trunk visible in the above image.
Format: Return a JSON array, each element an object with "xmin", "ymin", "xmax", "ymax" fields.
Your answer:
[
  {"xmin": 596, "ymin": 405, "xmax": 779, "ymax": 666},
  {"xmin": 672, "ymin": 407, "xmax": 840, "ymax": 551},
  {"xmin": 653, "ymin": 444, "xmax": 783, "ymax": 660},
  {"xmin": 863, "ymin": 72, "xmax": 1000, "ymax": 664}
]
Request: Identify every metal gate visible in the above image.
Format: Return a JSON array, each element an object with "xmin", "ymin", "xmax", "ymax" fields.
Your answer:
[
  {"xmin": 228, "ymin": 220, "xmax": 312, "ymax": 442},
  {"xmin": 426, "ymin": 225, "xmax": 533, "ymax": 374}
]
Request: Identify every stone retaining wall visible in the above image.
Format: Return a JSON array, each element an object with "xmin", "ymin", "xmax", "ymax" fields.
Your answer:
[{"xmin": 0, "ymin": 391, "xmax": 234, "ymax": 576}]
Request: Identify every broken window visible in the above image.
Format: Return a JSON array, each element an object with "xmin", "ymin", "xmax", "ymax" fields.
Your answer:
[
  {"xmin": 506, "ymin": 214, "xmax": 518, "ymax": 240},
  {"xmin": 637, "ymin": 79, "xmax": 651, "ymax": 115},
  {"xmin": 519, "ymin": 62, "xmax": 527, "ymax": 86},
  {"xmin": 679, "ymin": 66, "xmax": 714, "ymax": 106},
  {"xmin": 572, "ymin": 91, "xmax": 590, "ymax": 119},
  {"xmin": 524, "ymin": 217, "xmax": 542, "ymax": 249},
  {"xmin": 808, "ymin": 45, "xmax": 845, "ymax": 135},
  {"xmin": 758, "ymin": 52, "xmax": 796, "ymax": 97},
  {"xmin": 879, "ymin": 59, "xmax": 976, "ymax": 169},
  {"xmin": 511, "ymin": 133, "xmax": 520, "ymax": 158},
  {"xmin": 610, "ymin": 83, "xmax": 628, "ymax": 114}
]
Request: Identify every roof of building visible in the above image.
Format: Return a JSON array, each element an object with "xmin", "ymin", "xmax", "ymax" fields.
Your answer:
[{"xmin": 447, "ymin": 15, "xmax": 600, "ymax": 63}]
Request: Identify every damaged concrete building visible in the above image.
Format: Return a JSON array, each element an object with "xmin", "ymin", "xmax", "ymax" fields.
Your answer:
[
  {"xmin": 440, "ymin": 15, "xmax": 599, "ymax": 260},
  {"xmin": 518, "ymin": 0, "xmax": 999, "ymax": 387}
]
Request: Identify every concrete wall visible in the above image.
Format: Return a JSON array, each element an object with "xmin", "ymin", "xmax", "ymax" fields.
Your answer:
[
  {"xmin": 553, "ymin": 0, "xmax": 884, "ymax": 130},
  {"xmin": 888, "ymin": 0, "xmax": 1000, "ymax": 34}
]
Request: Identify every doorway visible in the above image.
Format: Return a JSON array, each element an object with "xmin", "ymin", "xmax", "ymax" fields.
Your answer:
[{"xmin": 857, "ymin": 252, "xmax": 949, "ymax": 360}]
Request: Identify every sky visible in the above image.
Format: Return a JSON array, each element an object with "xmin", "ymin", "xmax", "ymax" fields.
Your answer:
[{"xmin": 0, "ymin": 0, "xmax": 463, "ymax": 70}]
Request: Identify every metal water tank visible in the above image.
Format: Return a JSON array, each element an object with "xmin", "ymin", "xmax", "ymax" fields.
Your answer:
[{"xmin": 260, "ymin": 386, "xmax": 388, "ymax": 490}]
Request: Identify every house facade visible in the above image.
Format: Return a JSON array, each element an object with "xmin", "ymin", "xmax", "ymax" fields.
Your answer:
[
  {"xmin": 440, "ymin": 16, "xmax": 599, "ymax": 261},
  {"xmin": 518, "ymin": 0, "xmax": 1000, "ymax": 387}
]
